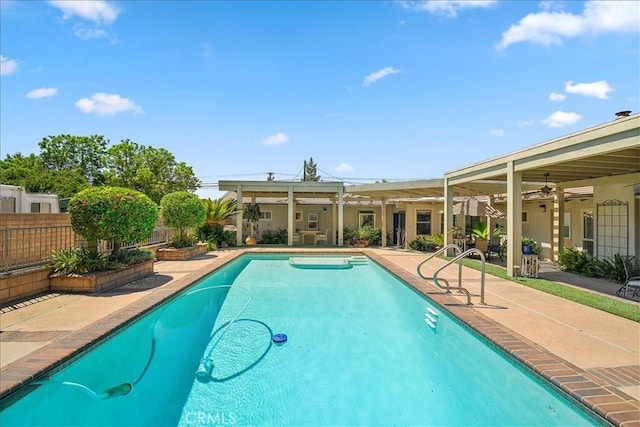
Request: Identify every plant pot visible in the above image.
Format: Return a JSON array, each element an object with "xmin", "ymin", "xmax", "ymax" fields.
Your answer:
[
  {"xmin": 245, "ymin": 236, "xmax": 258, "ymax": 245},
  {"xmin": 522, "ymin": 245, "xmax": 532, "ymax": 255},
  {"xmin": 352, "ymin": 239, "xmax": 369, "ymax": 248}
]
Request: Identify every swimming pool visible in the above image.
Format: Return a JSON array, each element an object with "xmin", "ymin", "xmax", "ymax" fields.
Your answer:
[{"xmin": 1, "ymin": 254, "xmax": 601, "ymax": 426}]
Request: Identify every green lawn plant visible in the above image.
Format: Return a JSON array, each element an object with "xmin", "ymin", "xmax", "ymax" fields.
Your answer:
[
  {"xmin": 202, "ymin": 197, "xmax": 242, "ymax": 224},
  {"xmin": 160, "ymin": 191, "xmax": 206, "ymax": 248},
  {"xmin": 69, "ymin": 186, "xmax": 158, "ymax": 258}
]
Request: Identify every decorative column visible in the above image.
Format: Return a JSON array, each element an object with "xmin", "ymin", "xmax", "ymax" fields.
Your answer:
[
  {"xmin": 287, "ymin": 186, "xmax": 295, "ymax": 246},
  {"xmin": 381, "ymin": 197, "xmax": 387, "ymax": 247},
  {"xmin": 235, "ymin": 184, "xmax": 243, "ymax": 246},
  {"xmin": 332, "ymin": 197, "xmax": 337, "ymax": 245},
  {"xmin": 444, "ymin": 178, "xmax": 454, "ymax": 250},
  {"xmin": 552, "ymin": 187, "xmax": 564, "ymax": 262},
  {"xmin": 506, "ymin": 161, "xmax": 522, "ymax": 276},
  {"xmin": 338, "ymin": 186, "xmax": 344, "ymax": 246}
]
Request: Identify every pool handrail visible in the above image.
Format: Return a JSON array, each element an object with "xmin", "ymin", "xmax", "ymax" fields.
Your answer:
[
  {"xmin": 433, "ymin": 248, "xmax": 487, "ymax": 305},
  {"xmin": 417, "ymin": 244, "xmax": 463, "ymax": 288}
]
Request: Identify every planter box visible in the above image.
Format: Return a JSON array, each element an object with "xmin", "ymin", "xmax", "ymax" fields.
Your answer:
[
  {"xmin": 50, "ymin": 259, "xmax": 155, "ymax": 294},
  {"xmin": 156, "ymin": 244, "xmax": 208, "ymax": 261}
]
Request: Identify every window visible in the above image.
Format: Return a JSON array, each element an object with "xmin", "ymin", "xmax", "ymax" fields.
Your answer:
[
  {"xmin": 1, "ymin": 197, "xmax": 16, "ymax": 213},
  {"xmin": 259, "ymin": 211, "xmax": 272, "ymax": 220},
  {"xmin": 30, "ymin": 203, "xmax": 51, "ymax": 213},
  {"xmin": 295, "ymin": 211, "xmax": 302, "ymax": 221},
  {"xmin": 583, "ymin": 210, "xmax": 594, "ymax": 256},
  {"xmin": 416, "ymin": 210, "xmax": 432, "ymax": 235},
  {"xmin": 358, "ymin": 212, "xmax": 375, "ymax": 228},
  {"xmin": 563, "ymin": 213, "xmax": 571, "ymax": 239},
  {"xmin": 522, "ymin": 211, "xmax": 529, "ymax": 223},
  {"xmin": 308, "ymin": 213, "xmax": 319, "ymax": 230}
]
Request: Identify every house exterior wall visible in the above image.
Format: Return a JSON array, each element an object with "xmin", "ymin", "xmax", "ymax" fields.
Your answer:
[{"xmin": 0, "ymin": 185, "xmax": 60, "ymax": 213}]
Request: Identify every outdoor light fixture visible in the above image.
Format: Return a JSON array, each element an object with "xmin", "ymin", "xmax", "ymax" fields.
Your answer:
[{"xmin": 539, "ymin": 204, "xmax": 547, "ymax": 212}]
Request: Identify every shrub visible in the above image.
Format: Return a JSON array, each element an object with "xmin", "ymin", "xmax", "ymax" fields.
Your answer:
[
  {"xmin": 409, "ymin": 235, "xmax": 439, "ymax": 252},
  {"xmin": 202, "ymin": 197, "xmax": 241, "ymax": 223},
  {"xmin": 259, "ymin": 229, "xmax": 288, "ymax": 244},
  {"xmin": 196, "ymin": 223, "xmax": 236, "ymax": 248},
  {"xmin": 50, "ymin": 247, "xmax": 152, "ymax": 275},
  {"xmin": 558, "ymin": 248, "xmax": 626, "ymax": 282},
  {"xmin": 169, "ymin": 234, "xmax": 199, "ymax": 249},
  {"xmin": 68, "ymin": 187, "xmax": 158, "ymax": 257},
  {"xmin": 160, "ymin": 191, "xmax": 207, "ymax": 242}
]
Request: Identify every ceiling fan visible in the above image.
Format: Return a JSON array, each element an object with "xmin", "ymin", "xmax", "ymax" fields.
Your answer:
[{"xmin": 539, "ymin": 173, "xmax": 553, "ymax": 195}]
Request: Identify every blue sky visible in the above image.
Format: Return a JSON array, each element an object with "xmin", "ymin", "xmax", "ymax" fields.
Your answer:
[{"xmin": 1, "ymin": 0, "xmax": 638, "ymax": 199}]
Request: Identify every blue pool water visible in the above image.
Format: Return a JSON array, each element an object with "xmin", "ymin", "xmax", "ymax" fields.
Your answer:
[{"xmin": 1, "ymin": 254, "xmax": 600, "ymax": 426}]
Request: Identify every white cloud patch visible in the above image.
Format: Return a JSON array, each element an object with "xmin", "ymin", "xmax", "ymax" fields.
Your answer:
[
  {"xmin": 401, "ymin": 0, "xmax": 497, "ymax": 18},
  {"xmin": 260, "ymin": 132, "xmax": 289, "ymax": 146},
  {"xmin": 26, "ymin": 87, "xmax": 58, "ymax": 99},
  {"xmin": 549, "ymin": 92, "xmax": 566, "ymax": 101},
  {"xmin": 491, "ymin": 129, "xmax": 505, "ymax": 137},
  {"xmin": 1, "ymin": 55, "xmax": 18, "ymax": 75},
  {"xmin": 75, "ymin": 92, "xmax": 143, "ymax": 116},
  {"xmin": 565, "ymin": 80, "xmax": 613, "ymax": 99},
  {"xmin": 541, "ymin": 110, "xmax": 582, "ymax": 128},
  {"xmin": 517, "ymin": 119, "xmax": 535, "ymax": 127},
  {"xmin": 74, "ymin": 25, "xmax": 109, "ymax": 40},
  {"xmin": 202, "ymin": 43, "xmax": 214, "ymax": 60},
  {"xmin": 334, "ymin": 162, "xmax": 354, "ymax": 173},
  {"xmin": 498, "ymin": 1, "xmax": 640, "ymax": 49},
  {"xmin": 363, "ymin": 67, "xmax": 401, "ymax": 87},
  {"xmin": 48, "ymin": 0, "xmax": 119, "ymax": 24}
]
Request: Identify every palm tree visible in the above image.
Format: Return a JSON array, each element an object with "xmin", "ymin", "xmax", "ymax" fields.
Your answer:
[{"xmin": 202, "ymin": 197, "xmax": 242, "ymax": 225}]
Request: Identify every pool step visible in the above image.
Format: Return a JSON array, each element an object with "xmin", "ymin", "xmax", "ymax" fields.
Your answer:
[
  {"xmin": 424, "ymin": 306, "xmax": 439, "ymax": 331},
  {"xmin": 348, "ymin": 256, "xmax": 369, "ymax": 265}
]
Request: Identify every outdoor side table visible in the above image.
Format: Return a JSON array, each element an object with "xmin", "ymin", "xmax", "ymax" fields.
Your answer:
[{"xmin": 521, "ymin": 254, "xmax": 539, "ymax": 278}]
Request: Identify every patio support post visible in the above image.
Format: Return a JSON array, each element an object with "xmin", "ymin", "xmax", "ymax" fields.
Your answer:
[
  {"xmin": 381, "ymin": 197, "xmax": 387, "ymax": 247},
  {"xmin": 287, "ymin": 186, "xmax": 295, "ymax": 246},
  {"xmin": 487, "ymin": 196, "xmax": 494, "ymax": 238},
  {"xmin": 552, "ymin": 187, "xmax": 565, "ymax": 262},
  {"xmin": 444, "ymin": 178, "xmax": 454, "ymax": 252},
  {"xmin": 235, "ymin": 184, "xmax": 243, "ymax": 246},
  {"xmin": 338, "ymin": 186, "xmax": 344, "ymax": 246},
  {"xmin": 332, "ymin": 197, "xmax": 337, "ymax": 245},
  {"xmin": 506, "ymin": 161, "xmax": 523, "ymax": 276}
]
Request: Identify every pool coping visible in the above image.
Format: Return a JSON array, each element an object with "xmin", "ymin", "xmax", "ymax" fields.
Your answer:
[{"xmin": 1, "ymin": 248, "xmax": 638, "ymax": 426}]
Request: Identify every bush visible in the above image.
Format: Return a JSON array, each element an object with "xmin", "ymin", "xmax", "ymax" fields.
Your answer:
[
  {"xmin": 196, "ymin": 223, "xmax": 236, "ymax": 248},
  {"xmin": 160, "ymin": 191, "xmax": 207, "ymax": 241},
  {"xmin": 169, "ymin": 234, "xmax": 199, "ymax": 249},
  {"xmin": 409, "ymin": 235, "xmax": 439, "ymax": 252},
  {"xmin": 259, "ymin": 229, "xmax": 288, "ymax": 244},
  {"xmin": 51, "ymin": 247, "xmax": 153, "ymax": 276},
  {"xmin": 557, "ymin": 248, "xmax": 626, "ymax": 282},
  {"xmin": 68, "ymin": 187, "xmax": 158, "ymax": 257}
]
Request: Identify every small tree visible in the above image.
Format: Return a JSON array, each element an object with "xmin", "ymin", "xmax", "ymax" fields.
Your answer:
[
  {"xmin": 202, "ymin": 197, "xmax": 242, "ymax": 224},
  {"xmin": 160, "ymin": 191, "xmax": 207, "ymax": 243},
  {"xmin": 243, "ymin": 203, "xmax": 261, "ymax": 238},
  {"xmin": 68, "ymin": 187, "xmax": 158, "ymax": 258}
]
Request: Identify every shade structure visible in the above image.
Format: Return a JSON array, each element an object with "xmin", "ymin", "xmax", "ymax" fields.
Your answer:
[{"xmin": 453, "ymin": 197, "xmax": 506, "ymax": 219}]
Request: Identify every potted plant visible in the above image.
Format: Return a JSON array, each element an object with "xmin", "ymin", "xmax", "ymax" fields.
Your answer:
[
  {"xmin": 521, "ymin": 236, "xmax": 541, "ymax": 255},
  {"xmin": 471, "ymin": 222, "xmax": 489, "ymax": 253},
  {"xmin": 243, "ymin": 203, "xmax": 261, "ymax": 245},
  {"xmin": 352, "ymin": 225, "xmax": 378, "ymax": 247},
  {"xmin": 157, "ymin": 191, "xmax": 208, "ymax": 260}
]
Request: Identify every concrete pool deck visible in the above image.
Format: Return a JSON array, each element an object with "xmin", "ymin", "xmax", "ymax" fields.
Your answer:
[{"xmin": 1, "ymin": 248, "xmax": 638, "ymax": 425}]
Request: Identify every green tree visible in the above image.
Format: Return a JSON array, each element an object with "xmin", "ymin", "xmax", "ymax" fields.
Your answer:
[
  {"xmin": 160, "ymin": 191, "xmax": 206, "ymax": 241},
  {"xmin": 104, "ymin": 141, "xmax": 201, "ymax": 204},
  {"xmin": 202, "ymin": 197, "xmax": 242, "ymax": 224},
  {"xmin": 302, "ymin": 157, "xmax": 321, "ymax": 181},
  {"xmin": 68, "ymin": 187, "xmax": 158, "ymax": 257},
  {"xmin": 38, "ymin": 134, "xmax": 107, "ymax": 185}
]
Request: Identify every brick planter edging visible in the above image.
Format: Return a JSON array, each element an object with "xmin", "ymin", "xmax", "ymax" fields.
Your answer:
[
  {"xmin": 156, "ymin": 244, "xmax": 208, "ymax": 261},
  {"xmin": 49, "ymin": 259, "xmax": 155, "ymax": 293}
]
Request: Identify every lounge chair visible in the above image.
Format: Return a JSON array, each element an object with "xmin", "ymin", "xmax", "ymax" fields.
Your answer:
[{"xmin": 616, "ymin": 256, "xmax": 640, "ymax": 299}]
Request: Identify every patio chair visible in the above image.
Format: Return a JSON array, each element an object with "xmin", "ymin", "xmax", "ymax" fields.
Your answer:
[
  {"xmin": 487, "ymin": 236, "xmax": 505, "ymax": 261},
  {"xmin": 315, "ymin": 228, "xmax": 329, "ymax": 245},
  {"xmin": 615, "ymin": 256, "xmax": 640, "ymax": 299},
  {"xmin": 292, "ymin": 232, "xmax": 300, "ymax": 245}
]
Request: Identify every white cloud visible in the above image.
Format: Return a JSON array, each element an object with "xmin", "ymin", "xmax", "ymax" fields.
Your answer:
[
  {"xmin": 565, "ymin": 80, "xmax": 613, "ymax": 99},
  {"xmin": 261, "ymin": 132, "xmax": 289, "ymax": 146},
  {"xmin": 26, "ymin": 87, "xmax": 58, "ymax": 99},
  {"xmin": 334, "ymin": 162, "xmax": 354, "ymax": 173},
  {"xmin": 1, "ymin": 55, "xmax": 18, "ymax": 75},
  {"xmin": 517, "ymin": 119, "xmax": 535, "ymax": 127},
  {"xmin": 401, "ymin": 0, "xmax": 497, "ymax": 18},
  {"xmin": 490, "ymin": 129, "xmax": 505, "ymax": 137},
  {"xmin": 363, "ymin": 67, "xmax": 401, "ymax": 87},
  {"xmin": 74, "ymin": 26, "xmax": 109, "ymax": 40},
  {"xmin": 48, "ymin": 0, "xmax": 119, "ymax": 24},
  {"xmin": 498, "ymin": 1, "xmax": 640, "ymax": 49},
  {"xmin": 541, "ymin": 110, "xmax": 582, "ymax": 128},
  {"xmin": 75, "ymin": 92, "xmax": 143, "ymax": 116},
  {"xmin": 549, "ymin": 92, "xmax": 566, "ymax": 101}
]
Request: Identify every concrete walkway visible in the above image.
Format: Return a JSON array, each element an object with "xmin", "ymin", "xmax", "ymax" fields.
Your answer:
[{"xmin": 1, "ymin": 248, "xmax": 639, "ymax": 425}]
